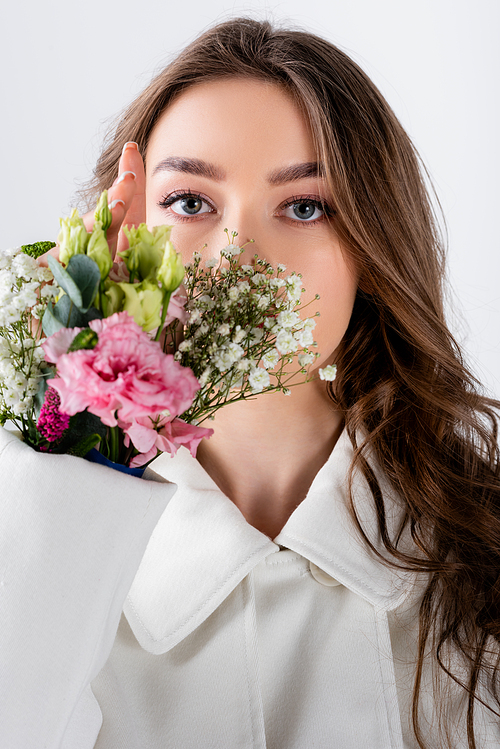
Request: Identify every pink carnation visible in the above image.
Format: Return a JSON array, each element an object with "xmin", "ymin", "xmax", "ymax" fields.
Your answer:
[
  {"xmin": 126, "ymin": 416, "xmax": 214, "ymax": 467},
  {"xmin": 47, "ymin": 312, "xmax": 200, "ymax": 428}
]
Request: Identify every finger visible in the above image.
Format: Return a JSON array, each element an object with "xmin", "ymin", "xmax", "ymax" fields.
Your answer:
[{"xmin": 113, "ymin": 143, "xmax": 146, "ymax": 256}]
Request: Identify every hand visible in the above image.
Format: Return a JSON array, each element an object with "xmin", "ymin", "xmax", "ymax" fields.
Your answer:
[{"xmin": 38, "ymin": 141, "xmax": 146, "ymax": 265}]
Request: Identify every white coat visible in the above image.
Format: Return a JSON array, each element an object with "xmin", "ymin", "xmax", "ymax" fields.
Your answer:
[{"xmin": 0, "ymin": 426, "xmax": 498, "ymax": 748}]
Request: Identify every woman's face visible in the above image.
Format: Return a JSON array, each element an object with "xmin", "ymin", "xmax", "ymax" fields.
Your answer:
[{"xmin": 145, "ymin": 77, "xmax": 357, "ymax": 370}]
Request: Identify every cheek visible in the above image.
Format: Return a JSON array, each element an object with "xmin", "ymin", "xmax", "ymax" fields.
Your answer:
[{"xmin": 307, "ymin": 261, "xmax": 358, "ymax": 363}]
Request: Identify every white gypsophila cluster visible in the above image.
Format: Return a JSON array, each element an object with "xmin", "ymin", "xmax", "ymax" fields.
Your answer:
[
  {"xmin": 172, "ymin": 234, "xmax": 321, "ymax": 423},
  {"xmin": 0, "ymin": 247, "xmax": 57, "ymax": 421}
]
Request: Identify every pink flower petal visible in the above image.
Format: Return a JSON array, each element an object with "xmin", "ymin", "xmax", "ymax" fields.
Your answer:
[{"xmin": 42, "ymin": 326, "xmax": 83, "ymax": 363}]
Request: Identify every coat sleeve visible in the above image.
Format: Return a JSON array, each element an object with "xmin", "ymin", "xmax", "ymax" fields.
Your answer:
[{"xmin": 0, "ymin": 426, "xmax": 176, "ymax": 749}]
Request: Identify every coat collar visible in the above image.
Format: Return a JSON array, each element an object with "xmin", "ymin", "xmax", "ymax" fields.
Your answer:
[{"xmin": 124, "ymin": 431, "xmax": 418, "ymax": 655}]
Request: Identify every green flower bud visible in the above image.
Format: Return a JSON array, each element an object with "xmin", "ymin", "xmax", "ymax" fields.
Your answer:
[
  {"xmin": 87, "ymin": 221, "xmax": 113, "ymax": 280},
  {"xmin": 117, "ymin": 279, "xmax": 163, "ymax": 332},
  {"xmin": 157, "ymin": 240, "xmax": 185, "ymax": 292},
  {"xmin": 94, "ymin": 190, "xmax": 112, "ymax": 232},
  {"xmin": 57, "ymin": 208, "xmax": 89, "ymax": 266},
  {"xmin": 119, "ymin": 223, "xmax": 172, "ymax": 282},
  {"xmin": 101, "ymin": 279, "xmax": 125, "ymax": 318}
]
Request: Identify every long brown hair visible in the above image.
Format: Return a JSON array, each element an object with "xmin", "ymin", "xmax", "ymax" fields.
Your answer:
[{"xmin": 83, "ymin": 18, "xmax": 500, "ymax": 747}]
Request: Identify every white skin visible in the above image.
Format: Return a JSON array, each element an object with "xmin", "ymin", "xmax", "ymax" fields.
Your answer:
[{"xmin": 52, "ymin": 78, "xmax": 358, "ymax": 539}]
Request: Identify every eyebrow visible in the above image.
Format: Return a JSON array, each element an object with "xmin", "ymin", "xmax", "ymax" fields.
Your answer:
[
  {"xmin": 267, "ymin": 162, "xmax": 324, "ymax": 185},
  {"xmin": 152, "ymin": 157, "xmax": 226, "ymax": 181},
  {"xmin": 151, "ymin": 157, "xmax": 324, "ymax": 184}
]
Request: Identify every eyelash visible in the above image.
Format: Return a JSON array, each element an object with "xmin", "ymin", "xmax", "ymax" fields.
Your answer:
[{"xmin": 157, "ymin": 190, "xmax": 335, "ymax": 225}]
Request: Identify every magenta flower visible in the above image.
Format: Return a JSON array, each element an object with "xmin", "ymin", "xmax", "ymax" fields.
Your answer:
[
  {"xmin": 36, "ymin": 387, "xmax": 70, "ymax": 442},
  {"xmin": 45, "ymin": 312, "xmax": 200, "ymax": 429}
]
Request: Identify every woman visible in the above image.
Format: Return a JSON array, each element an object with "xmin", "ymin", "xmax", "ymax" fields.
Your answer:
[{"xmin": 2, "ymin": 17, "xmax": 500, "ymax": 749}]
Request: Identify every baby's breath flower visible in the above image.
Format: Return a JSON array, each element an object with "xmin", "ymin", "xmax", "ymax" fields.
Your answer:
[
  {"xmin": 228, "ymin": 286, "xmax": 240, "ymax": 302},
  {"xmin": 294, "ymin": 328, "xmax": 314, "ymax": 347},
  {"xmin": 205, "ymin": 257, "xmax": 218, "ymax": 268},
  {"xmin": 277, "ymin": 264, "xmax": 286, "ymax": 272},
  {"xmin": 236, "ymin": 358, "xmax": 251, "ymax": 372},
  {"xmin": 277, "ymin": 310, "xmax": 300, "ymax": 329},
  {"xmin": 298, "ymin": 351, "xmax": 315, "ymax": 367},
  {"xmin": 275, "ymin": 329, "xmax": 299, "ymax": 355},
  {"xmin": 217, "ymin": 323, "xmax": 231, "ymax": 336},
  {"xmin": 319, "ymin": 364, "xmax": 337, "ymax": 381},
  {"xmin": 237, "ymin": 280, "xmax": 250, "ymax": 293},
  {"xmin": 178, "ymin": 340, "xmax": 192, "ymax": 352},
  {"xmin": 248, "ymin": 367, "xmax": 270, "ymax": 392},
  {"xmin": 232, "ymin": 326, "xmax": 245, "ymax": 344},
  {"xmin": 286, "ymin": 274, "xmax": 303, "ymax": 302},
  {"xmin": 212, "ymin": 342, "xmax": 245, "ymax": 371},
  {"xmin": 241, "ymin": 264, "xmax": 254, "ymax": 274},
  {"xmin": 261, "ymin": 349, "xmax": 279, "ymax": 369},
  {"xmin": 221, "ymin": 244, "xmax": 242, "ymax": 258},
  {"xmin": 251, "ymin": 273, "xmax": 266, "ymax": 286}
]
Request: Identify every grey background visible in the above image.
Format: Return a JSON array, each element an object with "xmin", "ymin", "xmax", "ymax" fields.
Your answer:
[{"xmin": 1, "ymin": 0, "xmax": 498, "ymax": 395}]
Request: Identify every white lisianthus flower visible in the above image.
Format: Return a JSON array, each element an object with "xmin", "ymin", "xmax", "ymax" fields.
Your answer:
[
  {"xmin": 319, "ymin": 364, "xmax": 337, "ymax": 381},
  {"xmin": 262, "ymin": 349, "xmax": 279, "ymax": 369},
  {"xmin": 248, "ymin": 366, "xmax": 270, "ymax": 392},
  {"xmin": 275, "ymin": 329, "xmax": 298, "ymax": 355}
]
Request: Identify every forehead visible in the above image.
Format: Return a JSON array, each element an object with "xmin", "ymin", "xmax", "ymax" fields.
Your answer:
[{"xmin": 145, "ymin": 77, "xmax": 317, "ymax": 173}]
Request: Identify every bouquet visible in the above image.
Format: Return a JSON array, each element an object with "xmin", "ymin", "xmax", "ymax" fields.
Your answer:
[{"xmin": 0, "ymin": 191, "xmax": 336, "ymax": 471}]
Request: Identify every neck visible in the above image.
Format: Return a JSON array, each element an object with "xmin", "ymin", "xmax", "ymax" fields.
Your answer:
[{"xmin": 196, "ymin": 380, "xmax": 344, "ymax": 539}]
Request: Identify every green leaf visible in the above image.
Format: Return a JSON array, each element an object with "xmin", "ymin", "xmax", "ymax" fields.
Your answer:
[
  {"xmin": 48, "ymin": 255, "xmax": 84, "ymax": 308},
  {"xmin": 66, "ymin": 255, "xmax": 101, "ymax": 311},
  {"xmin": 67, "ymin": 433, "xmax": 102, "ymax": 458},
  {"xmin": 47, "ymin": 254, "xmax": 100, "ymax": 312},
  {"xmin": 42, "ymin": 302, "xmax": 65, "ymax": 336},
  {"xmin": 33, "ymin": 366, "xmax": 56, "ymax": 416}
]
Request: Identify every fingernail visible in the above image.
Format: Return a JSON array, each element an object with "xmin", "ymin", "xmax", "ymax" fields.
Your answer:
[
  {"xmin": 108, "ymin": 199, "xmax": 126, "ymax": 210},
  {"xmin": 114, "ymin": 170, "xmax": 136, "ymax": 186},
  {"xmin": 122, "ymin": 141, "xmax": 138, "ymax": 153}
]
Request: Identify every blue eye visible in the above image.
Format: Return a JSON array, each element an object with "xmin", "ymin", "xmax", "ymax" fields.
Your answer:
[
  {"xmin": 290, "ymin": 202, "xmax": 323, "ymax": 221},
  {"xmin": 159, "ymin": 192, "xmax": 214, "ymax": 217},
  {"xmin": 280, "ymin": 198, "xmax": 328, "ymax": 223}
]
